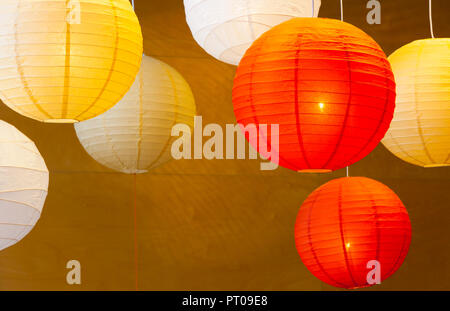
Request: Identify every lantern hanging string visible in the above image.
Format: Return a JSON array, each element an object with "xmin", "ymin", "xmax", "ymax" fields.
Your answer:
[
  {"xmin": 429, "ymin": 0, "xmax": 435, "ymax": 38},
  {"xmin": 133, "ymin": 173, "xmax": 138, "ymax": 291},
  {"xmin": 346, "ymin": 166, "xmax": 349, "ymax": 177},
  {"xmin": 312, "ymin": 0, "xmax": 314, "ymax": 17}
]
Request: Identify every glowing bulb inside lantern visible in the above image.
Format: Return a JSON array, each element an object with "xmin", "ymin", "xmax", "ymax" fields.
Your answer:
[
  {"xmin": 318, "ymin": 103, "xmax": 325, "ymax": 111},
  {"xmin": 346, "ymin": 243, "xmax": 351, "ymax": 248}
]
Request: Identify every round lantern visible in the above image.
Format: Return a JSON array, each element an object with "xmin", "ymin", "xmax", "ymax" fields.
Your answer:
[
  {"xmin": 0, "ymin": 121, "xmax": 49, "ymax": 251},
  {"xmin": 75, "ymin": 56, "xmax": 196, "ymax": 174},
  {"xmin": 0, "ymin": 0, "xmax": 143, "ymax": 123},
  {"xmin": 382, "ymin": 38, "xmax": 450, "ymax": 168},
  {"xmin": 295, "ymin": 177, "xmax": 411, "ymax": 289},
  {"xmin": 184, "ymin": 0, "xmax": 321, "ymax": 65},
  {"xmin": 232, "ymin": 18, "xmax": 396, "ymax": 173}
]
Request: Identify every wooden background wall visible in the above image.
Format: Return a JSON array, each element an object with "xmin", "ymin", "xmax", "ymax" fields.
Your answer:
[{"xmin": 0, "ymin": 0, "xmax": 448, "ymax": 290}]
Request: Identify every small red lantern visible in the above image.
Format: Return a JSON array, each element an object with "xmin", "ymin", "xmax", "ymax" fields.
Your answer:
[
  {"xmin": 232, "ymin": 18, "xmax": 396, "ymax": 172},
  {"xmin": 295, "ymin": 177, "xmax": 411, "ymax": 289}
]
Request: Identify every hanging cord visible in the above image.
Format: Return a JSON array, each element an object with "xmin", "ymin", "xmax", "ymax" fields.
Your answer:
[
  {"xmin": 346, "ymin": 166, "xmax": 349, "ymax": 177},
  {"xmin": 429, "ymin": 0, "xmax": 435, "ymax": 38},
  {"xmin": 133, "ymin": 173, "xmax": 138, "ymax": 291},
  {"xmin": 312, "ymin": 0, "xmax": 314, "ymax": 17},
  {"xmin": 131, "ymin": 0, "xmax": 135, "ymax": 10}
]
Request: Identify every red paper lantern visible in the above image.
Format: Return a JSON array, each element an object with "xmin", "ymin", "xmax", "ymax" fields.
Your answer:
[
  {"xmin": 232, "ymin": 18, "xmax": 396, "ymax": 172},
  {"xmin": 295, "ymin": 177, "xmax": 411, "ymax": 289}
]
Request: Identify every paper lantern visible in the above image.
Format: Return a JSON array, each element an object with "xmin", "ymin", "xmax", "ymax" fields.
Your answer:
[
  {"xmin": 295, "ymin": 177, "xmax": 411, "ymax": 289},
  {"xmin": 184, "ymin": 0, "xmax": 321, "ymax": 65},
  {"xmin": 382, "ymin": 39, "xmax": 450, "ymax": 168},
  {"xmin": 75, "ymin": 56, "xmax": 196, "ymax": 174},
  {"xmin": 0, "ymin": 121, "xmax": 49, "ymax": 251},
  {"xmin": 0, "ymin": 0, "xmax": 143, "ymax": 123},
  {"xmin": 232, "ymin": 18, "xmax": 396, "ymax": 173}
]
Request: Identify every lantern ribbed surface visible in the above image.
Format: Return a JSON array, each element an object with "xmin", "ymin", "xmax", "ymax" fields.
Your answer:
[
  {"xmin": 75, "ymin": 56, "xmax": 196, "ymax": 174},
  {"xmin": 0, "ymin": 0, "xmax": 143, "ymax": 123},
  {"xmin": 232, "ymin": 18, "xmax": 396, "ymax": 173},
  {"xmin": 0, "ymin": 121, "xmax": 49, "ymax": 251},
  {"xmin": 295, "ymin": 177, "xmax": 411, "ymax": 289},
  {"xmin": 184, "ymin": 0, "xmax": 321, "ymax": 65},
  {"xmin": 382, "ymin": 38, "xmax": 450, "ymax": 168}
]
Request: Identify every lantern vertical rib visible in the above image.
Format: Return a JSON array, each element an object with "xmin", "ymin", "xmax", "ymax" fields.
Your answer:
[
  {"xmin": 321, "ymin": 37, "xmax": 353, "ymax": 169},
  {"xmin": 294, "ymin": 34, "xmax": 312, "ymax": 169},
  {"xmin": 75, "ymin": 0, "xmax": 121, "ymax": 120},
  {"xmin": 337, "ymin": 182, "xmax": 358, "ymax": 288},
  {"xmin": 62, "ymin": 0, "xmax": 72, "ymax": 119},
  {"xmin": 13, "ymin": 0, "xmax": 52, "ymax": 120},
  {"xmin": 304, "ymin": 187, "xmax": 347, "ymax": 288},
  {"xmin": 414, "ymin": 44, "xmax": 437, "ymax": 165},
  {"xmin": 356, "ymin": 179, "xmax": 380, "ymax": 262}
]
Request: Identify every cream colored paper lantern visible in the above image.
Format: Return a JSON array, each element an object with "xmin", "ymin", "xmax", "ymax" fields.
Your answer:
[
  {"xmin": 0, "ymin": 0, "xmax": 143, "ymax": 123},
  {"xmin": 0, "ymin": 121, "xmax": 49, "ymax": 251},
  {"xmin": 75, "ymin": 56, "xmax": 196, "ymax": 174},
  {"xmin": 382, "ymin": 38, "xmax": 450, "ymax": 168},
  {"xmin": 184, "ymin": 0, "xmax": 321, "ymax": 65}
]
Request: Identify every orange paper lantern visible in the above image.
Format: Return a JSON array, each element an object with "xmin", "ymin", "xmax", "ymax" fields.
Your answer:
[
  {"xmin": 232, "ymin": 18, "xmax": 396, "ymax": 172},
  {"xmin": 295, "ymin": 177, "xmax": 411, "ymax": 289}
]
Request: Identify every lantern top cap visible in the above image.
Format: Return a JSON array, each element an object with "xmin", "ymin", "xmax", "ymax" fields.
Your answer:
[
  {"xmin": 319, "ymin": 176, "xmax": 387, "ymax": 188},
  {"xmin": 256, "ymin": 17, "xmax": 378, "ymax": 48},
  {"xmin": 407, "ymin": 37, "xmax": 450, "ymax": 44},
  {"xmin": 389, "ymin": 37, "xmax": 449, "ymax": 59},
  {"xmin": 393, "ymin": 37, "xmax": 450, "ymax": 48},
  {"xmin": 278, "ymin": 17, "xmax": 363, "ymax": 28}
]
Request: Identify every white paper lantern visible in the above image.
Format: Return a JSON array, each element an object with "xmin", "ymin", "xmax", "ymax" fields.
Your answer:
[
  {"xmin": 184, "ymin": 0, "xmax": 321, "ymax": 65},
  {"xmin": 0, "ymin": 121, "xmax": 49, "ymax": 251},
  {"xmin": 75, "ymin": 55, "xmax": 196, "ymax": 174}
]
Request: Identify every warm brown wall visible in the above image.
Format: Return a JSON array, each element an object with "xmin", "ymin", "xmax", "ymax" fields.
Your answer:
[{"xmin": 0, "ymin": 0, "xmax": 448, "ymax": 291}]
